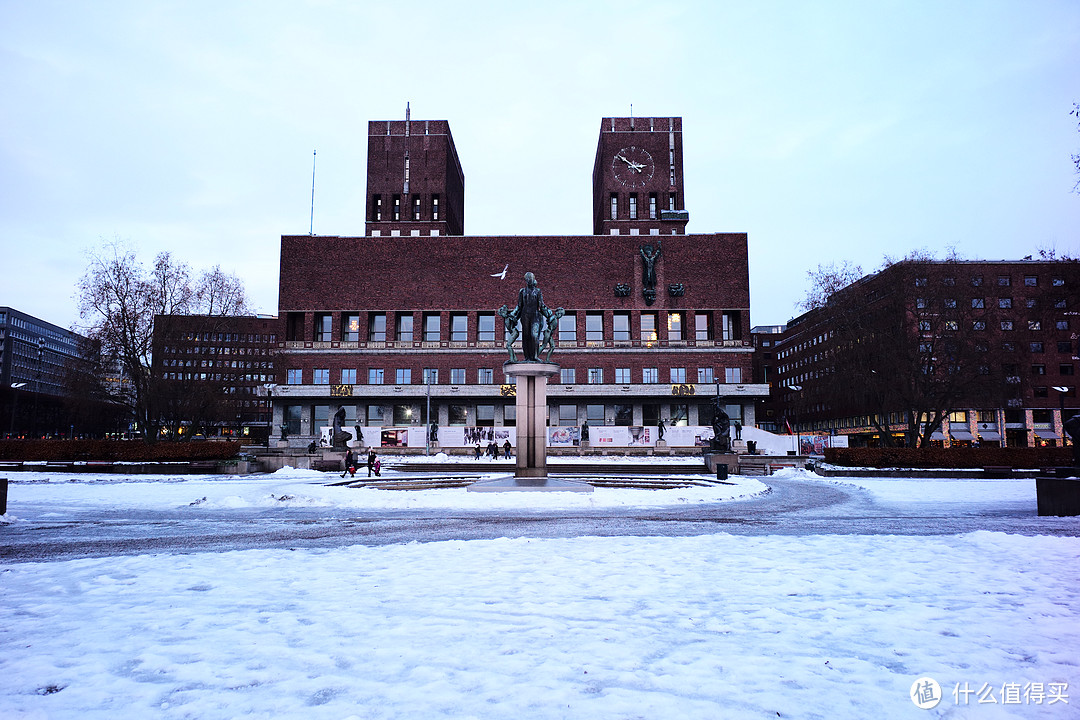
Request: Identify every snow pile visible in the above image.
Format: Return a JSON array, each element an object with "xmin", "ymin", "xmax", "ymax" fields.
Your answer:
[{"xmin": 1, "ymin": 532, "xmax": 1076, "ymax": 719}]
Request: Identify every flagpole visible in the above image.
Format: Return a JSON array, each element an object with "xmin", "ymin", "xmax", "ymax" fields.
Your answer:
[{"xmin": 309, "ymin": 150, "xmax": 316, "ymax": 235}]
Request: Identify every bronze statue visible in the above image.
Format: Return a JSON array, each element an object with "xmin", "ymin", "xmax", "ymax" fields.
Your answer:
[
  {"xmin": 429, "ymin": 420, "xmax": 439, "ymax": 444},
  {"xmin": 710, "ymin": 396, "xmax": 731, "ymax": 453},
  {"xmin": 331, "ymin": 406, "xmax": 352, "ymax": 450},
  {"xmin": 540, "ymin": 307, "xmax": 565, "ymax": 362},
  {"xmin": 640, "ymin": 240, "xmax": 662, "ymax": 305},
  {"xmin": 497, "ymin": 304, "xmax": 520, "ymax": 362}
]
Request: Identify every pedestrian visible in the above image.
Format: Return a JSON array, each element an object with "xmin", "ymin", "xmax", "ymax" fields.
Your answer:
[
  {"xmin": 341, "ymin": 448, "xmax": 355, "ymax": 478},
  {"xmin": 474, "ymin": 442, "xmax": 482, "ymax": 460},
  {"xmin": 492, "ymin": 442, "xmax": 500, "ymax": 460},
  {"xmin": 367, "ymin": 448, "xmax": 377, "ymax": 477},
  {"xmin": 503, "ymin": 439, "xmax": 512, "ymax": 458}
]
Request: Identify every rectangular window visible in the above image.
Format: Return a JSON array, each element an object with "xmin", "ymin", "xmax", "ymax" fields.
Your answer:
[
  {"xmin": 343, "ymin": 313, "xmax": 360, "ymax": 342},
  {"xmin": 368, "ymin": 313, "xmax": 387, "ymax": 341},
  {"xmin": 341, "ymin": 368, "xmax": 357, "ymax": 385},
  {"xmin": 423, "ymin": 368, "xmax": 438, "ymax": 384},
  {"xmin": 396, "ymin": 314, "xmax": 414, "ymax": 342},
  {"xmin": 559, "ymin": 312, "xmax": 577, "ymax": 342},
  {"xmin": 587, "ymin": 404, "xmax": 605, "ymax": 423},
  {"xmin": 448, "ymin": 405, "xmax": 468, "ymax": 426},
  {"xmin": 477, "ymin": 313, "xmax": 496, "ymax": 342},
  {"xmin": 423, "ymin": 314, "xmax": 440, "ymax": 342},
  {"xmin": 314, "ymin": 313, "xmax": 333, "ymax": 342},
  {"xmin": 641, "ymin": 312, "xmax": 658, "ymax": 344},
  {"xmin": 503, "ymin": 404, "xmax": 516, "ymax": 427},
  {"xmin": 396, "ymin": 368, "xmax": 411, "ymax": 384},
  {"xmin": 1061, "ymin": 364, "xmax": 1075, "ymax": 376},
  {"xmin": 998, "ymin": 275, "xmax": 1010, "ymax": 286},
  {"xmin": 615, "ymin": 367, "xmax": 631, "ymax": 383},
  {"xmin": 721, "ymin": 311, "xmax": 741, "ymax": 341},
  {"xmin": 367, "ymin": 405, "xmax": 383, "ymax": 424},
  {"xmin": 972, "ymin": 320, "xmax": 986, "ymax": 331},
  {"xmin": 588, "ymin": 367, "xmax": 604, "ymax": 384},
  {"xmin": 412, "ymin": 195, "xmax": 421, "ymax": 220},
  {"xmin": 287, "ymin": 368, "xmax": 303, "ymax": 385},
  {"xmin": 313, "ymin": 368, "xmax": 330, "ymax": 385},
  {"xmin": 1030, "ymin": 342, "xmax": 1044, "ymax": 353},
  {"xmin": 392, "ymin": 195, "xmax": 401, "ymax": 221},
  {"xmin": 998, "ymin": 298, "xmax": 1012, "ymax": 309},
  {"xmin": 368, "ymin": 368, "xmax": 384, "ymax": 384},
  {"xmin": 610, "ymin": 193, "xmax": 618, "ymax": 220},
  {"xmin": 725, "ymin": 367, "xmax": 742, "ymax": 383},
  {"xmin": 649, "ymin": 193, "xmax": 657, "ymax": 219},
  {"xmin": 558, "ymin": 404, "xmax": 577, "ymax": 427},
  {"xmin": 670, "ymin": 367, "xmax": 686, "ymax": 383},
  {"xmin": 1059, "ymin": 341, "xmax": 1073, "ymax": 353},
  {"xmin": 1032, "ymin": 364, "xmax": 1046, "ymax": 375},
  {"xmin": 450, "ymin": 314, "xmax": 468, "ymax": 342},
  {"xmin": 373, "ymin": 194, "xmax": 382, "ymax": 221},
  {"xmin": 668, "ymin": 192, "xmax": 676, "ymax": 211},
  {"xmin": 613, "ymin": 312, "xmax": 630, "ymax": 341},
  {"xmin": 629, "ymin": 194, "xmax": 638, "ymax": 219},
  {"xmin": 695, "ymin": 312, "xmax": 712, "ymax": 340},
  {"xmin": 698, "ymin": 367, "xmax": 714, "ymax": 383},
  {"xmin": 450, "ymin": 368, "xmax": 466, "ymax": 384},
  {"xmin": 478, "ymin": 368, "xmax": 494, "ymax": 384},
  {"xmin": 643, "ymin": 367, "xmax": 658, "ymax": 383},
  {"xmin": 668, "ymin": 311, "xmax": 685, "ymax": 341},
  {"xmin": 284, "ymin": 405, "xmax": 302, "ymax": 434},
  {"xmin": 970, "ymin": 275, "xmax": 983, "ymax": 287},
  {"xmin": 476, "ymin": 405, "xmax": 495, "ymax": 427},
  {"xmin": 586, "ymin": 313, "xmax": 604, "ymax": 342},
  {"xmin": 1028, "ymin": 320, "xmax": 1041, "ymax": 331},
  {"xmin": 971, "ymin": 298, "xmax": 984, "ymax": 309},
  {"xmin": 614, "ymin": 404, "xmax": 633, "ymax": 426},
  {"xmin": 432, "ymin": 195, "xmax": 439, "ymax": 220},
  {"xmin": 1001, "ymin": 321, "xmax": 1013, "ymax": 331},
  {"xmin": 1057, "ymin": 320, "xmax": 1070, "ymax": 331},
  {"xmin": 560, "ymin": 368, "xmax": 576, "ymax": 384},
  {"xmin": 1053, "ymin": 276, "xmax": 1065, "ymax": 286},
  {"xmin": 1024, "ymin": 275, "xmax": 1038, "ymax": 286}
]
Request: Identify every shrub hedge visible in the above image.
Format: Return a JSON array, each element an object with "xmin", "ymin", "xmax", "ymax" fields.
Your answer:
[
  {"xmin": 0, "ymin": 440, "xmax": 243, "ymax": 462},
  {"xmin": 822, "ymin": 446, "xmax": 1072, "ymax": 469}
]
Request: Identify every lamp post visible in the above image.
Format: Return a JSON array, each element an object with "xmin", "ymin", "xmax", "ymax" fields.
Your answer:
[
  {"xmin": 9, "ymin": 382, "xmax": 27, "ymax": 438},
  {"xmin": 263, "ymin": 383, "xmax": 277, "ymax": 445},
  {"xmin": 1053, "ymin": 386, "xmax": 1070, "ymax": 446},
  {"xmin": 786, "ymin": 384, "xmax": 803, "ymax": 454}
]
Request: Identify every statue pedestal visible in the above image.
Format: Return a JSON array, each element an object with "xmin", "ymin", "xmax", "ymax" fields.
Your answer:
[
  {"xmin": 704, "ymin": 453, "xmax": 738, "ymax": 475},
  {"xmin": 654, "ymin": 439, "xmax": 669, "ymax": 455},
  {"xmin": 504, "ymin": 361, "xmax": 559, "ymax": 479}
]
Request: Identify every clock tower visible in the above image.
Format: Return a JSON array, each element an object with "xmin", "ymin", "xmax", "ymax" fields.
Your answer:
[{"xmin": 592, "ymin": 116, "xmax": 688, "ymax": 236}]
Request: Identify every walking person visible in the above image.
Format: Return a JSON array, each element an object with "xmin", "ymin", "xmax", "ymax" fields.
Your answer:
[
  {"xmin": 367, "ymin": 448, "xmax": 378, "ymax": 477},
  {"xmin": 341, "ymin": 448, "xmax": 356, "ymax": 478}
]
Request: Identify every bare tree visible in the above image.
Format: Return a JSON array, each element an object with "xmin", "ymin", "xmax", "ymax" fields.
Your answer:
[
  {"xmin": 194, "ymin": 265, "xmax": 250, "ymax": 315},
  {"xmin": 799, "ymin": 260, "xmax": 863, "ymax": 311}
]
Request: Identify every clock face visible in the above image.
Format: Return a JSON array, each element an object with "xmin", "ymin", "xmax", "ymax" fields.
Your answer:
[{"xmin": 612, "ymin": 146, "xmax": 655, "ymax": 188}]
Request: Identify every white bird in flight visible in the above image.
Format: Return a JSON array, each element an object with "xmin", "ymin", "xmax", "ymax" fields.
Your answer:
[{"xmin": 491, "ymin": 264, "xmax": 508, "ymax": 279}]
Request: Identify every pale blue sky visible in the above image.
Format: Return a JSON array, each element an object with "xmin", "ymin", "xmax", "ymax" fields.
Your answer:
[{"xmin": 2, "ymin": 0, "xmax": 1077, "ymax": 330}]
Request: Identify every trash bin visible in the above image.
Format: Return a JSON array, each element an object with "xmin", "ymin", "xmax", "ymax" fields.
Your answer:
[
  {"xmin": 746, "ymin": 440, "xmax": 757, "ymax": 455},
  {"xmin": 716, "ymin": 464, "xmax": 728, "ymax": 481}
]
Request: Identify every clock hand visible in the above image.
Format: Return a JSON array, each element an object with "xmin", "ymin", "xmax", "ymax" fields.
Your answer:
[{"xmin": 615, "ymin": 154, "xmax": 633, "ymax": 166}]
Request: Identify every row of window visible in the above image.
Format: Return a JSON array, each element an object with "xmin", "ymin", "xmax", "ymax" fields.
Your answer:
[
  {"xmin": 171, "ymin": 332, "xmax": 277, "ymax": 343},
  {"xmin": 916, "ymin": 274, "xmax": 1066, "ymax": 288},
  {"xmin": 371, "ymin": 193, "xmax": 440, "ymax": 222},
  {"xmin": 159, "ymin": 345, "xmax": 272, "ymax": 356},
  {"xmin": 922, "ymin": 320, "xmax": 1071, "ymax": 332},
  {"xmin": 285, "ymin": 366, "xmax": 745, "ymax": 386},
  {"xmin": 920, "ymin": 296, "xmax": 1071, "ymax": 309},
  {"xmin": 608, "ymin": 192, "xmax": 678, "ymax": 220},
  {"xmin": 292, "ymin": 310, "xmax": 742, "ymax": 343}
]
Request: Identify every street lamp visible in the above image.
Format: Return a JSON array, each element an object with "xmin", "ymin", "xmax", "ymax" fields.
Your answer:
[
  {"xmin": 1053, "ymin": 386, "xmax": 1071, "ymax": 436},
  {"xmin": 9, "ymin": 382, "xmax": 27, "ymax": 438},
  {"xmin": 786, "ymin": 384, "xmax": 802, "ymax": 454},
  {"xmin": 263, "ymin": 383, "xmax": 277, "ymax": 445}
]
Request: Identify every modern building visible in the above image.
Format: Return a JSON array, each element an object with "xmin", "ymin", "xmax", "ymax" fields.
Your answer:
[
  {"xmin": 151, "ymin": 314, "xmax": 279, "ymax": 441},
  {"xmin": 768, "ymin": 260, "xmax": 1079, "ymax": 448},
  {"xmin": 268, "ymin": 114, "xmax": 770, "ymax": 450},
  {"xmin": 0, "ymin": 306, "xmax": 99, "ymax": 437}
]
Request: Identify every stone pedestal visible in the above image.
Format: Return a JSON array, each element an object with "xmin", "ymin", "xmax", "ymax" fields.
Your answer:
[
  {"xmin": 505, "ymin": 361, "xmax": 559, "ymax": 478},
  {"xmin": 704, "ymin": 452, "xmax": 738, "ymax": 475},
  {"xmin": 1037, "ymin": 469, "xmax": 1080, "ymax": 516}
]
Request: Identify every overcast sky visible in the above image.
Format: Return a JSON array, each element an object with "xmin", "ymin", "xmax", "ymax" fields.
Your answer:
[{"xmin": 2, "ymin": 0, "xmax": 1078, "ymax": 332}]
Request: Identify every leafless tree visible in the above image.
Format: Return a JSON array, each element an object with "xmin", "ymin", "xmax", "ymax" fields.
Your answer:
[{"xmin": 799, "ymin": 260, "xmax": 863, "ymax": 311}]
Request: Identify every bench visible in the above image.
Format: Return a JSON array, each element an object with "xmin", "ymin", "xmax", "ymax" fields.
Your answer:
[{"xmin": 982, "ymin": 465, "xmax": 1013, "ymax": 478}]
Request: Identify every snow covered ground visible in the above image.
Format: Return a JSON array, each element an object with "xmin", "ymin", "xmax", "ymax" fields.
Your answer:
[{"xmin": 1, "ymin": 467, "xmax": 1077, "ymax": 718}]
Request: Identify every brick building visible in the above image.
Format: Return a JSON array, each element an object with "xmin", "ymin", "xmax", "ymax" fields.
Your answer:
[
  {"xmin": 767, "ymin": 259, "xmax": 1079, "ymax": 448},
  {"xmin": 269, "ymin": 114, "xmax": 769, "ymax": 450}
]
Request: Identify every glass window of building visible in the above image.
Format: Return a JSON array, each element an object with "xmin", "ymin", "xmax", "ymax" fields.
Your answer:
[
  {"xmin": 615, "ymin": 368, "xmax": 631, "ymax": 383},
  {"xmin": 629, "ymin": 194, "xmax": 638, "ymax": 219},
  {"xmin": 314, "ymin": 313, "xmax": 333, "ymax": 342},
  {"xmin": 396, "ymin": 368, "xmax": 411, "ymax": 384},
  {"xmin": 448, "ymin": 405, "xmax": 468, "ymax": 425},
  {"xmin": 586, "ymin": 313, "xmax": 604, "ymax": 342},
  {"xmin": 588, "ymin": 367, "xmax": 604, "ymax": 384},
  {"xmin": 614, "ymin": 404, "xmax": 633, "ymax": 426},
  {"xmin": 668, "ymin": 312, "xmax": 684, "ymax": 341},
  {"xmin": 450, "ymin": 368, "xmax": 466, "ymax": 384},
  {"xmin": 559, "ymin": 312, "xmax": 577, "ymax": 342},
  {"xmin": 721, "ymin": 311, "xmax": 741, "ymax": 341},
  {"xmin": 423, "ymin": 368, "xmax": 438, "ymax": 384},
  {"xmin": 367, "ymin": 405, "xmax": 383, "ymax": 423},
  {"xmin": 643, "ymin": 367, "xmax": 658, "ymax": 383},
  {"xmin": 287, "ymin": 368, "xmax": 302, "ymax": 385},
  {"xmin": 343, "ymin": 314, "xmax": 360, "ymax": 342},
  {"xmin": 341, "ymin": 368, "xmax": 357, "ymax": 385},
  {"xmin": 450, "ymin": 314, "xmax": 468, "ymax": 342},
  {"xmin": 284, "ymin": 405, "xmax": 302, "ymax": 434},
  {"xmin": 698, "ymin": 367, "xmax": 714, "ymax": 383},
  {"xmin": 313, "ymin": 369, "xmax": 330, "ymax": 384},
  {"xmin": 560, "ymin": 368, "xmax": 576, "ymax": 384},
  {"xmin": 477, "ymin": 405, "xmax": 495, "ymax": 427},
  {"xmin": 670, "ymin": 367, "xmax": 686, "ymax": 383},
  {"xmin": 695, "ymin": 312, "xmax": 712, "ymax": 340},
  {"xmin": 368, "ymin": 368, "xmax": 384, "ymax": 384},
  {"xmin": 423, "ymin": 314, "xmax": 440, "ymax": 342},
  {"xmin": 726, "ymin": 367, "xmax": 742, "ymax": 383},
  {"xmin": 613, "ymin": 312, "xmax": 630, "ymax": 341},
  {"xmin": 642, "ymin": 403, "xmax": 660, "ymax": 426},
  {"xmin": 670, "ymin": 404, "xmax": 689, "ymax": 426},
  {"xmin": 393, "ymin": 404, "xmax": 413, "ymax": 425},
  {"xmin": 478, "ymin": 368, "xmax": 494, "ymax": 384},
  {"xmin": 587, "ymin": 404, "xmax": 605, "ymax": 424},
  {"xmin": 503, "ymin": 404, "xmax": 516, "ymax": 427},
  {"xmin": 396, "ymin": 314, "xmax": 414, "ymax": 342},
  {"xmin": 477, "ymin": 313, "xmax": 496, "ymax": 342},
  {"xmin": 313, "ymin": 405, "xmax": 330, "ymax": 429},
  {"xmin": 368, "ymin": 313, "xmax": 387, "ymax": 341},
  {"xmin": 641, "ymin": 313, "xmax": 658, "ymax": 345},
  {"xmin": 558, "ymin": 404, "xmax": 577, "ymax": 426}
]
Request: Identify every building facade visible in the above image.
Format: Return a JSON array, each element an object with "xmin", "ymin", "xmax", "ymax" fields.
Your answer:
[
  {"xmin": 768, "ymin": 260, "xmax": 1079, "ymax": 448},
  {"xmin": 269, "ymin": 115, "xmax": 769, "ymax": 450}
]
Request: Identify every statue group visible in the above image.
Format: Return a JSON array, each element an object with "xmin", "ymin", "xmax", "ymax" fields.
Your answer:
[{"xmin": 499, "ymin": 272, "xmax": 564, "ymax": 363}]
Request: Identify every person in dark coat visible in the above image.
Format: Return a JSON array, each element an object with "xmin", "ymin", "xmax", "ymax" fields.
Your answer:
[
  {"xmin": 367, "ymin": 448, "xmax": 378, "ymax": 477},
  {"xmin": 341, "ymin": 448, "xmax": 356, "ymax": 478}
]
